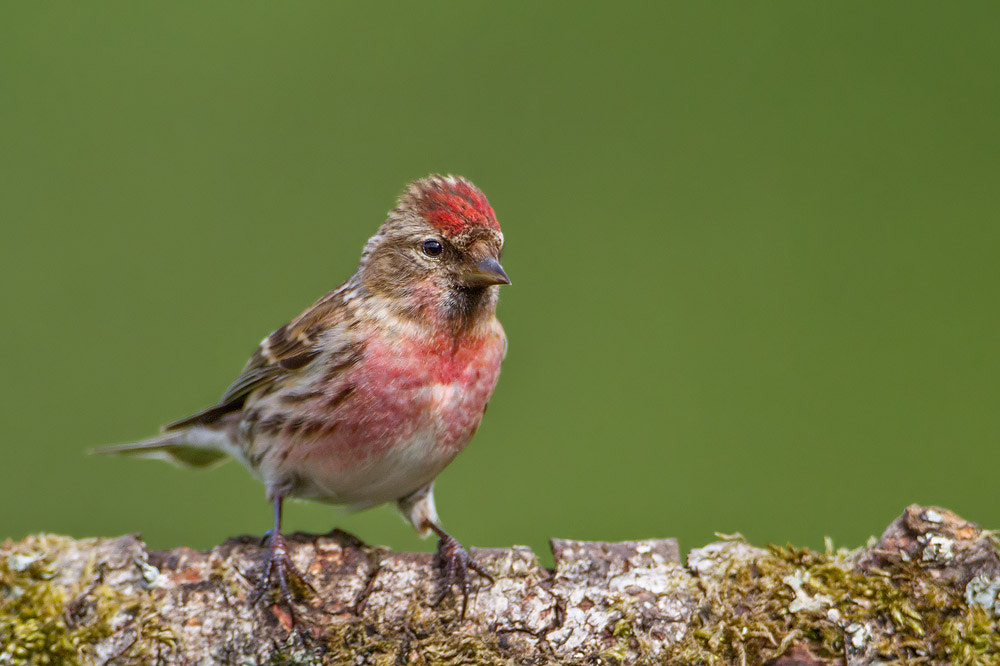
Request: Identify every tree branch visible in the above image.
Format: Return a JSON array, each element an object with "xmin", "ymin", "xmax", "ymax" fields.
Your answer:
[{"xmin": 2, "ymin": 505, "xmax": 999, "ymax": 665}]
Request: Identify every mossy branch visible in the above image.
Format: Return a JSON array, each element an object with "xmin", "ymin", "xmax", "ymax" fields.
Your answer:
[{"xmin": 3, "ymin": 505, "xmax": 1000, "ymax": 665}]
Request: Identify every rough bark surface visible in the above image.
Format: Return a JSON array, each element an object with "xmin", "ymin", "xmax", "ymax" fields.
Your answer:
[{"xmin": 2, "ymin": 505, "xmax": 1000, "ymax": 665}]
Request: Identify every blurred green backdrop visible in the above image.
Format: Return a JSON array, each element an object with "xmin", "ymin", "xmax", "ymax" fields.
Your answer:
[{"xmin": 1, "ymin": 3, "xmax": 998, "ymax": 563}]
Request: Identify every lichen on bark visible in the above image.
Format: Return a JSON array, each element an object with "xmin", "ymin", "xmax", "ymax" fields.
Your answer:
[
  {"xmin": 2, "ymin": 506, "xmax": 999, "ymax": 665},
  {"xmin": 0, "ymin": 534, "xmax": 174, "ymax": 665}
]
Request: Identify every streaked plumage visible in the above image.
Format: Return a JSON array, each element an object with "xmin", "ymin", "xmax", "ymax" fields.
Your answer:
[{"xmin": 97, "ymin": 174, "xmax": 510, "ymax": 616}]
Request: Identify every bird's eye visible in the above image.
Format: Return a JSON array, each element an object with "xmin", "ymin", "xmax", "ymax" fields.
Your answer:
[{"xmin": 422, "ymin": 239, "xmax": 443, "ymax": 257}]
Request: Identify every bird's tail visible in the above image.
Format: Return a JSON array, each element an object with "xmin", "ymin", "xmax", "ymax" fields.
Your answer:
[{"xmin": 90, "ymin": 427, "xmax": 231, "ymax": 468}]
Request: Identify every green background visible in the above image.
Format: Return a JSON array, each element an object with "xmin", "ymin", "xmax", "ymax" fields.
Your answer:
[{"xmin": 2, "ymin": 3, "xmax": 998, "ymax": 562}]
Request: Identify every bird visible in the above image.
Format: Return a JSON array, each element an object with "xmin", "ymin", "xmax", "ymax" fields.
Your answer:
[{"xmin": 95, "ymin": 174, "xmax": 510, "ymax": 616}]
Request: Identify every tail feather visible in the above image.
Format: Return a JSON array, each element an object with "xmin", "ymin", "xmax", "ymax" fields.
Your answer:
[{"xmin": 91, "ymin": 429, "xmax": 230, "ymax": 468}]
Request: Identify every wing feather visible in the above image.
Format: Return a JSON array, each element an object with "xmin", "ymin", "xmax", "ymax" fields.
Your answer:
[{"xmin": 163, "ymin": 285, "xmax": 351, "ymax": 431}]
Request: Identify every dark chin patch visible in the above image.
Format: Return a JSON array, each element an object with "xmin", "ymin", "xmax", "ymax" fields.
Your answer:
[{"xmin": 447, "ymin": 285, "xmax": 492, "ymax": 325}]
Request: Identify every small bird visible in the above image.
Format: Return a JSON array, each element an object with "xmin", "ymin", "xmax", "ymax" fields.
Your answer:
[{"xmin": 96, "ymin": 175, "xmax": 510, "ymax": 614}]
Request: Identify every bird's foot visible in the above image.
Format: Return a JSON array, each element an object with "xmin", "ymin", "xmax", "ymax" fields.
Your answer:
[
  {"xmin": 432, "ymin": 532, "xmax": 493, "ymax": 619},
  {"xmin": 251, "ymin": 532, "xmax": 316, "ymax": 626}
]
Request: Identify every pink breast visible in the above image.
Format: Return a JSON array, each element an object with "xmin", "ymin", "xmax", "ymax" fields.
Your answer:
[{"xmin": 293, "ymin": 325, "xmax": 505, "ymax": 473}]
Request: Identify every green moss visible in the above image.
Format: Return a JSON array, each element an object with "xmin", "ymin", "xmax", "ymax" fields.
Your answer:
[
  {"xmin": 322, "ymin": 617, "xmax": 511, "ymax": 666},
  {"xmin": 667, "ymin": 540, "xmax": 1000, "ymax": 665},
  {"xmin": 283, "ymin": 536, "xmax": 1000, "ymax": 665},
  {"xmin": 5, "ymin": 532, "xmax": 999, "ymax": 664},
  {"xmin": 0, "ymin": 535, "xmax": 174, "ymax": 665},
  {"xmin": 262, "ymin": 621, "xmax": 501, "ymax": 666}
]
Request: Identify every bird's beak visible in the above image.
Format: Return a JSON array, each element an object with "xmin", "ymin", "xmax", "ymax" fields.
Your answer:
[{"xmin": 462, "ymin": 257, "xmax": 511, "ymax": 287}]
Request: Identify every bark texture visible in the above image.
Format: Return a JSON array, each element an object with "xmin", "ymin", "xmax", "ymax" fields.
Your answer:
[{"xmin": 2, "ymin": 505, "xmax": 1000, "ymax": 665}]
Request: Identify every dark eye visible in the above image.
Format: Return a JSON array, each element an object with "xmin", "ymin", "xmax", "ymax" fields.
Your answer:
[{"xmin": 422, "ymin": 239, "xmax": 443, "ymax": 257}]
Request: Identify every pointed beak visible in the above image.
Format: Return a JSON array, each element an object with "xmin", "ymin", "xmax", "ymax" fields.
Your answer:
[{"xmin": 462, "ymin": 256, "xmax": 511, "ymax": 287}]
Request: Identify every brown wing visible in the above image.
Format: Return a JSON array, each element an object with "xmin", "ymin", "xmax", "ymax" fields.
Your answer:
[{"xmin": 163, "ymin": 287, "xmax": 348, "ymax": 431}]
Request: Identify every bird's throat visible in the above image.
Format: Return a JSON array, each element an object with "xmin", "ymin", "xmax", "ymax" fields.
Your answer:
[{"xmin": 382, "ymin": 281, "xmax": 498, "ymax": 337}]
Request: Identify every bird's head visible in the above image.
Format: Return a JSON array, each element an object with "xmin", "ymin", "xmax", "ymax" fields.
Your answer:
[{"xmin": 359, "ymin": 175, "xmax": 509, "ymax": 327}]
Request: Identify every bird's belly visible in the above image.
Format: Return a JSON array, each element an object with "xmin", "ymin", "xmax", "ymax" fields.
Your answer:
[
  {"xmin": 282, "ymin": 382, "xmax": 488, "ymax": 506},
  {"xmin": 250, "ymin": 330, "xmax": 504, "ymax": 506},
  {"xmin": 308, "ymin": 415, "xmax": 456, "ymax": 508}
]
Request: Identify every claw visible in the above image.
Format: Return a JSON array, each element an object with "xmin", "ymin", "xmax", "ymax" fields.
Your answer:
[
  {"xmin": 250, "ymin": 531, "xmax": 315, "ymax": 628},
  {"xmin": 432, "ymin": 532, "xmax": 493, "ymax": 619}
]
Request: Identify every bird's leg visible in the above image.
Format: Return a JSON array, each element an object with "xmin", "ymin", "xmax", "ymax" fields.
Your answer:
[
  {"xmin": 423, "ymin": 520, "xmax": 494, "ymax": 619},
  {"xmin": 398, "ymin": 483, "xmax": 492, "ymax": 619},
  {"xmin": 252, "ymin": 496, "xmax": 315, "ymax": 615}
]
